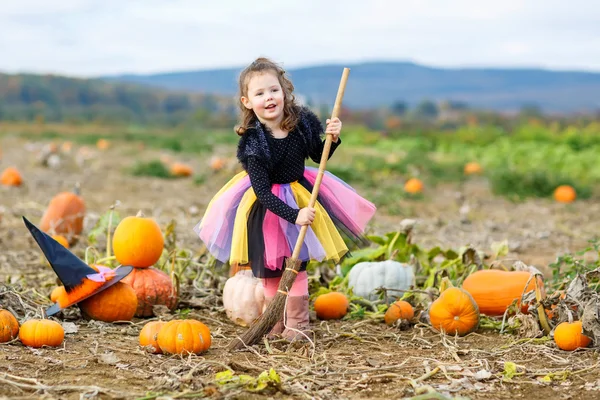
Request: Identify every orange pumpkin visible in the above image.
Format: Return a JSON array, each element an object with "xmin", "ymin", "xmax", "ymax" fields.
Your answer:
[
  {"xmin": 52, "ymin": 235, "xmax": 70, "ymax": 249},
  {"xmin": 462, "ymin": 270, "xmax": 544, "ymax": 316},
  {"xmin": 1, "ymin": 167, "xmax": 23, "ymax": 187},
  {"xmin": 39, "ymin": 187, "xmax": 86, "ymax": 244},
  {"xmin": 384, "ymin": 300, "xmax": 415, "ymax": 326},
  {"xmin": 112, "ymin": 211, "xmax": 164, "ymax": 268},
  {"xmin": 170, "ymin": 162, "xmax": 193, "ymax": 177},
  {"xmin": 553, "ymin": 185, "xmax": 576, "ymax": 203},
  {"xmin": 209, "ymin": 157, "xmax": 225, "ymax": 171},
  {"xmin": 79, "ymin": 281, "xmax": 138, "ymax": 322},
  {"xmin": 554, "ymin": 321, "xmax": 591, "ymax": 351},
  {"xmin": 314, "ymin": 292, "xmax": 349, "ymax": 320},
  {"xmin": 404, "ymin": 178, "xmax": 423, "ymax": 194},
  {"xmin": 156, "ymin": 319, "xmax": 211, "ymax": 355},
  {"xmin": 429, "ymin": 287, "xmax": 479, "ymax": 336},
  {"xmin": 0, "ymin": 309, "xmax": 20, "ymax": 343},
  {"xmin": 121, "ymin": 267, "xmax": 178, "ymax": 317},
  {"xmin": 464, "ymin": 162, "xmax": 483, "ymax": 175},
  {"xmin": 19, "ymin": 319, "xmax": 64, "ymax": 348},
  {"xmin": 50, "ymin": 286, "xmax": 66, "ymax": 303},
  {"xmin": 96, "ymin": 139, "xmax": 110, "ymax": 150},
  {"xmin": 139, "ymin": 320, "xmax": 166, "ymax": 354}
]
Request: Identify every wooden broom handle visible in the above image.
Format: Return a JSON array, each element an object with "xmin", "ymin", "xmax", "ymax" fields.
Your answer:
[{"xmin": 290, "ymin": 68, "xmax": 350, "ymax": 260}]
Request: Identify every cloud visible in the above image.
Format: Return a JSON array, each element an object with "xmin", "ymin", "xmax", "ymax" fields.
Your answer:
[{"xmin": 0, "ymin": 0, "xmax": 599, "ymax": 76}]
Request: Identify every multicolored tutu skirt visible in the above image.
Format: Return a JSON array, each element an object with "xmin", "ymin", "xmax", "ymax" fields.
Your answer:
[{"xmin": 194, "ymin": 166, "xmax": 376, "ymax": 278}]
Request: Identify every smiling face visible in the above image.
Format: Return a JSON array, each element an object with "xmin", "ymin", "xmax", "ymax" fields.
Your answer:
[{"xmin": 241, "ymin": 70, "xmax": 285, "ymax": 127}]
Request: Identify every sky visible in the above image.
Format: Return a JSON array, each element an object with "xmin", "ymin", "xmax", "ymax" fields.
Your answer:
[{"xmin": 1, "ymin": 0, "xmax": 599, "ymax": 77}]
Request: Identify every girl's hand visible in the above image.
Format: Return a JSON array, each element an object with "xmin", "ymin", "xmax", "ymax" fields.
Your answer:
[
  {"xmin": 326, "ymin": 118, "xmax": 342, "ymax": 142},
  {"xmin": 295, "ymin": 207, "xmax": 316, "ymax": 225}
]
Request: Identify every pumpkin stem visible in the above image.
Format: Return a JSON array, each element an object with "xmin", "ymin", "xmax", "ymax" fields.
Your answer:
[
  {"xmin": 73, "ymin": 182, "xmax": 81, "ymax": 196},
  {"xmin": 439, "ymin": 277, "xmax": 454, "ymax": 293},
  {"xmin": 136, "ymin": 210, "xmax": 145, "ymax": 218}
]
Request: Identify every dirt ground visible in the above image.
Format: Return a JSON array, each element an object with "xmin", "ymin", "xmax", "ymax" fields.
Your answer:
[{"xmin": 1, "ymin": 136, "xmax": 600, "ymax": 400}]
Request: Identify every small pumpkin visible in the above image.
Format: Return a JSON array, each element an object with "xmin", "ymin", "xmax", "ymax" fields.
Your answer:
[
  {"xmin": 156, "ymin": 319, "xmax": 211, "ymax": 355},
  {"xmin": 464, "ymin": 162, "xmax": 483, "ymax": 175},
  {"xmin": 0, "ymin": 309, "xmax": 20, "ymax": 343},
  {"xmin": 462, "ymin": 269, "xmax": 544, "ymax": 316},
  {"xmin": 209, "ymin": 157, "xmax": 225, "ymax": 171},
  {"xmin": 222, "ymin": 269, "xmax": 265, "ymax": 326},
  {"xmin": 39, "ymin": 186, "xmax": 85, "ymax": 244},
  {"xmin": 384, "ymin": 300, "xmax": 415, "ymax": 326},
  {"xmin": 554, "ymin": 320, "xmax": 591, "ymax": 351},
  {"xmin": 429, "ymin": 282, "xmax": 480, "ymax": 336},
  {"xmin": 79, "ymin": 281, "xmax": 138, "ymax": 322},
  {"xmin": 52, "ymin": 235, "xmax": 70, "ymax": 249},
  {"xmin": 139, "ymin": 320, "xmax": 166, "ymax": 354},
  {"xmin": 348, "ymin": 260, "xmax": 415, "ymax": 301},
  {"xmin": 19, "ymin": 319, "xmax": 64, "ymax": 348},
  {"xmin": 314, "ymin": 292, "xmax": 349, "ymax": 320},
  {"xmin": 112, "ymin": 211, "xmax": 164, "ymax": 268},
  {"xmin": 50, "ymin": 286, "xmax": 66, "ymax": 303},
  {"xmin": 404, "ymin": 178, "xmax": 423, "ymax": 194},
  {"xmin": 170, "ymin": 162, "xmax": 193, "ymax": 177},
  {"xmin": 1, "ymin": 167, "xmax": 23, "ymax": 187},
  {"xmin": 121, "ymin": 267, "xmax": 178, "ymax": 317},
  {"xmin": 96, "ymin": 139, "xmax": 110, "ymax": 150},
  {"xmin": 553, "ymin": 185, "xmax": 576, "ymax": 204}
]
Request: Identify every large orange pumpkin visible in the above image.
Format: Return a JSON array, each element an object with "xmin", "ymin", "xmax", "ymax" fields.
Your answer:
[
  {"xmin": 19, "ymin": 319, "xmax": 64, "ymax": 348},
  {"xmin": 139, "ymin": 320, "xmax": 166, "ymax": 354},
  {"xmin": 314, "ymin": 292, "xmax": 349, "ymax": 320},
  {"xmin": 121, "ymin": 267, "xmax": 178, "ymax": 317},
  {"xmin": 40, "ymin": 187, "xmax": 85, "ymax": 244},
  {"xmin": 462, "ymin": 269, "xmax": 544, "ymax": 316},
  {"xmin": 1, "ymin": 167, "xmax": 23, "ymax": 187},
  {"xmin": 0, "ymin": 309, "xmax": 20, "ymax": 343},
  {"xmin": 429, "ymin": 287, "xmax": 479, "ymax": 336},
  {"xmin": 79, "ymin": 281, "xmax": 138, "ymax": 322},
  {"xmin": 553, "ymin": 185, "xmax": 576, "ymax": 203},
  {"xmin": 156, "ymin": 319, "xmax": 211, "ymax": 355},
  {"xmin": 112, "ymin": 211, "xmax": 164, "ymax": 268}
]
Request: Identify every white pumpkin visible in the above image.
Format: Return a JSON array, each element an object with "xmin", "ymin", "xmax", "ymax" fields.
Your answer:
[
  {"xmin": 222, "ymin": 269, "xmax": 265, "ymax": 327},
  {"xmin": 347, "ymin": 260, "xmax": 415, "ymax": 301}
]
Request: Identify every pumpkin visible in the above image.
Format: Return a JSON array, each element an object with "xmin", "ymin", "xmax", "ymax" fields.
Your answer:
[
  {"xmin": 39, "ymin": 187, "xmax": 85, "ymax": 244},
  {"xmin": 50, "ymin": 286, "xmax": 66, "ymax": 303},
  {"xmin": 19, "ymin": 319, "xmax": 64, "ymax": 348},
  {"xmin": 384, "ymin": 300, "xmax": 415, "ymax": 326},
  {"xmin": 52, "ymin": 235, "xmax": 70, "ymax": 249},
  {"xmin": 156, "ymin": 319, "xmax": 211, "ymax": 355},
  {"xmin": 348, "ymin": 260, "xmax": 414, "ymax": 301},
  {"xmin": 429, "ymin": 286, "xmax": 480, "ymax": 336},
  {"xmin": 170, "ymin": 162, "xmax": 193, "ymax": 177},
  {"xmin": 139, "ymin": 320, "xmax": 166, "ymax": 354},
  {"xmin": 404, "ymin": 178, "xmax": 423, "ymax": 194},
  {"xmin": 314, "ymin": 292, "xmax": 349, "ymax": 320},
  {"xmin": 79, "ymin": 281, "xmax": 138, "ymax": 322},
  {"xmin": 222, "ymin": 269, "xmax": 265, "ymax": 326},
  {"xmin": 96, "ymin": 139, "xmax": 110, "ymax": 150},
  {"xmin": 61, "ymin": 141, "xmax": 73, "ymax": 153},
  {"xmin": 553, "ymin": 185, "xmax": 576, "ymax": 203},
  {"xmin": 209, "ymin": 156, "xmax": 225, "ymax": 171},
  {"xmin": 112, "ymin": 211, "xmax": 164, "ymax": 268},
  {"xmin": 0, "ymin": 309, "xmax": 19, "ymax": 343},
  {"xmin": 464, "ymin": 162, "xmax": 483, "ymax": 175},
  {"xmin": 1, "ymin": 167, "xmax": 23, "ymax": 187},
  {"xmin": 121, "ymin": 267, "xmax": 178, "ymax": 317},
  {"xmin": 554, "ymin": 320, "xmax": 591, "ymax": 351},
  {"xmin": 462, "ymin": 269, "xmax": 544, "ymax": 316}
]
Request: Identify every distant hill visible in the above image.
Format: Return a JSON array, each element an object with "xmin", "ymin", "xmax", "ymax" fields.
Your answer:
[{"xmin": 104, "ymin": 61, "xmax": 600, "ymax": 113}]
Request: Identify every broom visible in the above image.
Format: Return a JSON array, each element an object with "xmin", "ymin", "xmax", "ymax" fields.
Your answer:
[{"xmin": 227, "ymin": 67, "xmax": 350, "ymax": 351}]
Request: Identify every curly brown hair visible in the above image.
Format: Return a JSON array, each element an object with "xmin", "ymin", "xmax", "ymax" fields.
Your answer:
[{"xmin": 235, "ymin": 57, "xmax": 299, "ymax": 136}]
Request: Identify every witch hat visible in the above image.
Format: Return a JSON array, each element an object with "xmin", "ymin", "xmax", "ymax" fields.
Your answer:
[{"xmin": 23, "ymin": 216, "xmax": 133, "ymax": 316}]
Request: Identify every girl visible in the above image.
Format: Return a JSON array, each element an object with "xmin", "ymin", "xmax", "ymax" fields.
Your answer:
[{"xmin": 194, "ymin": 57, "xmax": 376, "ymax": 341}]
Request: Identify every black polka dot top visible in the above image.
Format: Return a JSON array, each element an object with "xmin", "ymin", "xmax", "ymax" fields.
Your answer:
[{"xmin": 247, "ymin": 127, "xmax": 341, "ymax": 224}]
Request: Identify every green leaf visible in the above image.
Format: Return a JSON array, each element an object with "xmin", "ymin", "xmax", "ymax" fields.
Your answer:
[
  {"xmin": 215, "ymin": 370, "xmax": 234, "ymax": 385},
  {"xmin": 366, "ymin": 234, "xmax": 387, "ymax": 246},
  {"xmin": 340, "ymin": 246, "xmax": 387, "ymax": 276},
  {"xmin": 87, "ymin": 210, "xmax": 121, "ymax": 245},
  {"xmin": 491, "ymin": 240, "xmax": 509, "ymax": 258},
  {"xmin": 502, "ymin": 362, "xmax": 518, "ymax": 380}
]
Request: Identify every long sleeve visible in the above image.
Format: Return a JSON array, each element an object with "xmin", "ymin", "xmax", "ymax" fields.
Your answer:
[
  {"xmin": 308, "ymin": 137, "xmax": 342, "ymax": 163},
  {"xmin": 247, "ymin": 156, "xmax": 300, "ymax": 224}
]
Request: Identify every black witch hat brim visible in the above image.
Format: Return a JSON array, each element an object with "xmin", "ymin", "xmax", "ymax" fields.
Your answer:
[{"xmin": 22, "ymin": 216, "xmax": 133, "ymax": 316}]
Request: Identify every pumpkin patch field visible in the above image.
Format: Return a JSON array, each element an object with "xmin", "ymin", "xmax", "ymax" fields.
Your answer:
[{"xmin": 2, "ymin": 120, "xmax": 600, "ymax": 400}]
